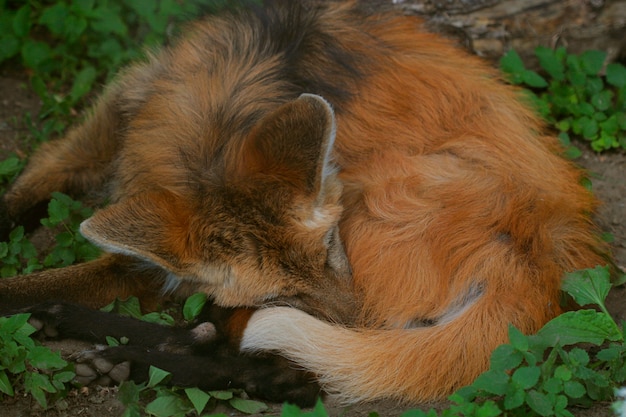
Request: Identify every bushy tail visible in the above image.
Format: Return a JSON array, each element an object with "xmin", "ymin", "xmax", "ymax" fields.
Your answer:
[{"xmin": 240, "ymin": 298, "xmax": 520, "ymax": 404}]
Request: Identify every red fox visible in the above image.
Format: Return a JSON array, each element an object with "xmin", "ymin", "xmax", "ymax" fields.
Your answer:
[{"xmin": 0, "ymin": 0, "xmax": 609, "ymax": 405}]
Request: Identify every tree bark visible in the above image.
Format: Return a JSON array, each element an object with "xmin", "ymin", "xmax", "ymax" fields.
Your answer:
[{"xmin": 386, "ymin": 0, "xmax": 626, "ymax": 66}]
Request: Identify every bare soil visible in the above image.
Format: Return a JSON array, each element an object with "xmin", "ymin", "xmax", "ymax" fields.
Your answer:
[{"xmin": 0, "ymin": 71, "xmax": 624, "ymax": 416}]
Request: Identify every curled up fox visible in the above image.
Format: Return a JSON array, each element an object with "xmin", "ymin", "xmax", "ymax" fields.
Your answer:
[{"xmin": 0, "ymin": 0, "xmax": 611, "ymax": 406}]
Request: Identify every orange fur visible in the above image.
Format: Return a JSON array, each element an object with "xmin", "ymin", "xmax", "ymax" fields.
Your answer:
[{"xmin": 0, "ymin": 0, "xmax": 609, "ymax": 404}]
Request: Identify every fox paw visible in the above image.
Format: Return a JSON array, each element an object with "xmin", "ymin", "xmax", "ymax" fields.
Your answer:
[{"xmin": 25, "ymin": 301, "xmax": 72, "ymax": 338}]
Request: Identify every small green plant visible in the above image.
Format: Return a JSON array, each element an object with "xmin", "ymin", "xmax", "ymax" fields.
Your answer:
[
  {"xmin": 281, "ymin": 400, "xmax": 331, "ymax": 417},
  {"xmin": 0, "ymin": 191, "xmax": 98, "ymax": 276},
  {"xmin": 0, "ymin": 155, "xmax": 24, "ymax": 192},
  {"xmin": 0, "ymin": 313, "xmax": 75, "ymax": 409},
  {"xmin": 100, "ymin": 293, "xmax": 207, "ymax": 344},
  {"xmin": 0, "ymin": 226, "xmax": 41, "ymax": 277},
  {"xmin": 40, "ymin": 192, "xmax": 100, "ymax": 267},
  {"xmin": 183, "ymin": 292, "xmax": 208, "ymax": 322},
  {"xmin": 413, "ymin": 266, "xmax": 623, "ymax": 417},
  {"xmin": 1, "ymin": 0, "xmax": 249, "ymax": 141},
  {"xmin": 119, "ymin": 366, "xmax": 268, "ymax": 417},
  {"xmin": 501, "ymin": 47, "xmax": 626, "ymax": 153},
  {"xmin": 101, "ymin": 296, "xmax": 175, "ymax": 328}
]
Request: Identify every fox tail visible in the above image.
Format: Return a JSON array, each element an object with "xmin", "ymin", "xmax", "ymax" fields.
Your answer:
[{"xmin": 240, "ymin": 297, "xmax": 531, "ymax": 403}]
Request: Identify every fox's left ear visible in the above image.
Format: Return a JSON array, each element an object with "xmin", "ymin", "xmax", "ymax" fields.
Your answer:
[{"xmin": 235, "ymin": 94, "xmax": 338, "ymax": 203}]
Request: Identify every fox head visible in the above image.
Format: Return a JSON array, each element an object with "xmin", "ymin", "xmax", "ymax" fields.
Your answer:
[{"xmin": 80, "ymin": 94, "xmax": 356, "ymax": 323}]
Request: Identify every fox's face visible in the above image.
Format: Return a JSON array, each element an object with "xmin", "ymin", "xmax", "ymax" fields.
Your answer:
[{"xmin": 80, "ymin": 94, "xmax": 356, "ymax": 323}]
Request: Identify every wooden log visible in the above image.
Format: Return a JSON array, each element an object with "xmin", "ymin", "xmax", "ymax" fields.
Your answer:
[{"xmin": 386, "ymin": 0, "xmax": 626, "ymax": 66}]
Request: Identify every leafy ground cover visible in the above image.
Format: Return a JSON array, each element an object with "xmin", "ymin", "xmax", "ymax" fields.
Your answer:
[
  {"xmin": 0, "ymin": 1, "xmax": 625, "ymax": 416},
  {"xmin": 501, "ymin": 47, "xmax": 626, "ymax": 154}
]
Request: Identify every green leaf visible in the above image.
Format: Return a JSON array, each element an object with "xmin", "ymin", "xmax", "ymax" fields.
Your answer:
[
  {"xmin": 554, "ymin": 395, "xmax": 572, "ymax": 417},
  {"xmin": 600, "ymin": 115, "xmax": 619, "ymax": 136},
  {"xmin": 121, "ymin": 405, "xmax": 142, "ymax": 417},
  {"xmin": 209, "ymin": 390, "xmax": 234, "ymax": 400},
  {"xmin": 62, "ymin": 14, "xmax": 88, "ymax": 43},
  {"xmin": 580, "ymin": 50, "xmax": 606, "ymax": 75},
  {"xmin": 554, "ymin": 365, "xmax": 572, "ymax": 381},
  {"xmin": 581, "ymin": 117, "xmax": 599, "ymax": 139},
  {"xmin": 118, "ymin": 380, "xmax": 143, "ymax": 406},
  {"xmin": 596, "ymin": 345, "xmax": 621, "ymax": 361},
  {"xmin": 13, "ymin": 5, "xmax": 31, "ymax": 38},
  {"xmin": 53, "ymin": 371, "xmax": 76, "ymax": 384},
  {"xmin": 503, "ymin": 383, "xmax": 525, "ymax": 410},
  {"xmin": 105, "ymin": 336, "xmax": 120, "ymax": 346},
  {"xmin": 474, "ymin": 400, "xmax": 502, "ymax": 417},
  {"xmin": 55, "ymin": 231, "xmax": 74, "ymax": 247},
  {"xmin": 27, "ymin": 346, "xmax": 68, "ymax": 370},
  {"xmin": 28, "ymin": 384, "xmax": 48, "ymax": 409},
  {"xmin": 141, "ymin": 312, "xmax": 174, "ymax": 326},
  {"xmin": 47, "ymin": 198, "xmax": 70, "ymax": 225},
  {"xmin": 606, "ymin": 62, "xmax": 626, "ymax": 88},
  {"xmin": 522, "ymin": 70, "xmax": 548, "ymax": 88},
  {"xmin": 184, "ymin": 387, "xmax": 210, "ymax": 415},
  {"xmin": 111, "ymin": 297, "xmax": 143, "ymax": 319},
  {"xmin": 70, "ymin": 66, "xmax": 97, "ymax": 103},
  {"xmin": 0, "ymin": 35, "xmax": 20, "ymax": 61},
  {"xmin": 501, "ymin": 50, "xmax": 525, "ymax": 73},
  {"xmin": 472, "ymin": 369, "xmax": 510, "ymax": 395},
  {"xmin": 0, "ymin": 370, "xmax": 14, "ymax": 396},
  {"xmin": 145, "ymin": 393, "xmax": 186, "ymax": 417},
  {"xmin": 19, "ymin": 239, "xmax": 38, "ymax": 259},
  {"xmin": 183, "ymin": 292, "xmax": 207, "ymax": 321},
  {"xmin": 585, "ymin": 77, "xmax": 604, "ymax": 96},
  {"xmin": 525, "ymin": 390, "xmax": 553, "ymax": 416},
  {"xmin": 25, "ymin": 372, "xmax": 57, "ymax": 408},
  {"xmin": 543, "ymin": 377, "xmax": 563, "ymax": 394},
  {"xmin": 490, "ymin": 344, "xmax": 524, "ymax": 371},
  {"xmin": 0, "ymin": 313, "xmax": 32, "ymax": 334},
  {"xmin": 90, "ymin": 6, "xmax": 128, "ymax": 36},
  {"xmin": 127, "ymin": 1, "xmax": 157, "ymax": 20},
  {"xmin": 39, "ymin": 3, "xmax": 70, "ymax": 36},
  {"xmin": 591, "ymin": 90, "xmax": 613, "ymax": 112},
  {"xmin": 229, "ymin": 397, "xmax": 268, "ymax": 414},
  {"xmin": 566, "ymin": 68, "xmax": 586, "ymax": 87},
  {"xmin": 71, "ymin": 0, "xmax": 95, "ymax": 15},
  {"xmin": 9, "ymin": 225, "xmax": 24, "ymax": 242},
  {"xmin": 564, "ymin": 380, "xmax": 586, "ymax": 398},
  {"xmin": 500, "ymin": 50, "xmax": 525, "ymax": 83},
  {"xmin": 563, "ymin": 145, "xmax": 582, "ymax": 159},
  {"xmin": 21, "ymin": 40, "xmax": 53, "ymax": 71},
  {"xmin": 511, "ymin": 366, "xmax": 540, "ymax": 389},
  {"xmin": 535, "ymin": 309, "xmax": 622, "ymax": 347},
  {"xmin": 0, "ymin": 156, "xmax": 22, "ymax": 177},
  {"xmin": 535, "ymin": 46, "xmax": 564, "ymax": 81},
  {"xmin": 562, "ymin": 266, "xmax": 611, "ymax": 308},
  {"xmin": 508, "ymin": 325, "xmax": 529, "ymax": 351},
  {"xmin": 147, "ymin": 366, "xmax": 171, "ymax": 388},
  {"xmin": 282, "ymin": 401, "xmax": 331, "ymax": 417},
  {"xmin": 568, "ymin": 347, "xmax": 590, "ymax": 366}
]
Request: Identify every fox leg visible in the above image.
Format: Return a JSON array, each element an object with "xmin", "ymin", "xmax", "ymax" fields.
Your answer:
[
  {"xmin": 12, "ymin": 300, "xmax": 320, "ymax": 406},
  {"xmin": 72, "ymin": 343, "xmax": 320, "ymax": 406},
  {"xmin": 0, "ymin": 254, "xmax": 167, "ymax": 312}
]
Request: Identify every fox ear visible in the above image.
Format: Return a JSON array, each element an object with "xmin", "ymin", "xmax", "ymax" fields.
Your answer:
[
  {"xmin": 236, "ymin": 94, "xmax": 337, "ymax": 199},
  {"xmin": 79, "ymin": 193, "xmax": 192, "ymax": 273}
]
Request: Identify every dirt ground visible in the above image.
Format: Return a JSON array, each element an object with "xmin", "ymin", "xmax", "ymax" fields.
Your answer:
[{"xmin": 0, "ymin": 68, "xmax": 624, "ymax": 417}]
